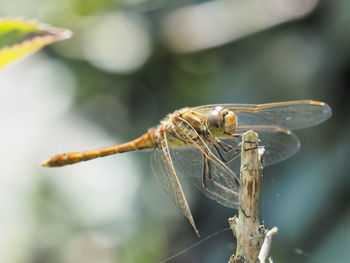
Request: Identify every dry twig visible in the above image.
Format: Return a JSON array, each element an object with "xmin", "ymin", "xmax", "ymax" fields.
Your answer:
[
  {"xmin": 228, "ymin": 130, "xmax": 278, "ymax": 263},
  {"xmin": 258, "ymin": 227, "xmax": 278, "ymax": 263}
]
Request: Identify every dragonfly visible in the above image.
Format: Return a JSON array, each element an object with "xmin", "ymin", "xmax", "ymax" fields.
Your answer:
[{"xmin": 41, "ymin": 100, "xmax": 331, "ymax": 235}]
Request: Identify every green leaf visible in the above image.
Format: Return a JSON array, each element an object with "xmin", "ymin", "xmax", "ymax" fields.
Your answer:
[{"xmin": 0, "ymin": 18, "xmax": 72, "ymax": 68}]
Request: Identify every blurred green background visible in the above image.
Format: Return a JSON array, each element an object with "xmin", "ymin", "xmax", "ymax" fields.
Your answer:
[{"xmin": 0, "ymin": 0, "xmax": 349, "ymax": 262}]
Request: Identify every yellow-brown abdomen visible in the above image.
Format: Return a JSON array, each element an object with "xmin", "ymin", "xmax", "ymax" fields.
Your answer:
[{"xmin": 41, "ymin": 130, "xmax": 158, "ymax": 167}]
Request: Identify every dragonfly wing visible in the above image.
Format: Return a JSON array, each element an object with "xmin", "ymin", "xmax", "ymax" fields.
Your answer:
[
  {"xmin": 170, "ymin": 126, "xmax": 298, "ymax": 208},
  {"xmin": 172, "ymin": 117, "xmax": 240, "ymax": 208},
  {"xmin": 194, "ymin": 100, "xmax": 332, "ymax": 130},
  {"xmin": 150, "ymin": 132, "xmax": 198, "ymax": 235},
  {"xmin": 219, "ymin": 125, "xmax": 300, "ymax": 167},
  {"xmin": 170, "ymin": 145, "xmax": 240, "ymax": 208}
]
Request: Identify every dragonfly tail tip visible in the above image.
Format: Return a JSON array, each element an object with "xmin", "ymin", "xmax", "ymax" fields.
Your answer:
[
  {"xmin": 192, "ymin": 224, "xmax": 200, "ymax": 237},
  {"xmin": 40, "ymin": 160, "xmax": 50, "ymax": 167}
]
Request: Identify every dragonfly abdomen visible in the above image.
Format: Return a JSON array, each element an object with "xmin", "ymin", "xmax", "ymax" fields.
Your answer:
[{"xmin": 41, "ymin": 130, "xmax": 158, "ymax": 167}]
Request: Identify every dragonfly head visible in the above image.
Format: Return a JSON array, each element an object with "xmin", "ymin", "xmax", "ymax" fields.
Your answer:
[{"xmin": 207, "ymin": 107, "xmax": 237, "ymax": 136}]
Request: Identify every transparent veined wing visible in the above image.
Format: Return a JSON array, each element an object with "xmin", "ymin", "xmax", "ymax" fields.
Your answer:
[
  {"xmin": 219, "ymin": 125, "xmax": 301, "ymax": 167},
  {"xmin": 150, "ymin": 132, "xmax": 198, "ymax": 235},
  {"xmin": 169, "ymin": 126, "xmax": 299, "ymax": 208},
  {"xmin": 170, "ymin": 117, "xmax": 240, "ymax": 208},
  {"xmin": 194, "ymin": 100, "xmax": 332, "ymax": 130},
  {"xmin": 169, "ymin": 145, "xmax": 240, "ymax": 208}
]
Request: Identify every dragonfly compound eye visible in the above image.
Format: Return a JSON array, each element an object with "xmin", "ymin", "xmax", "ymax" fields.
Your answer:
[{"xmin": 207, "ymin": 110, "xmax": 224, "ymax": 130}]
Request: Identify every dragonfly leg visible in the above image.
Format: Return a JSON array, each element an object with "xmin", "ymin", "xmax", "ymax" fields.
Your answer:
[
  {"xmin": 213, "ymin": 143, "xmax": 228, "ymax": 162},
  {"xmin": 208, "ymin": 142, "xmax": 240, "ymax": 186},
  {"xmin": 201, "ymin": 153, "xmax": 240, "ymax": 203},
  {"xmin": 207, "ymin": 157, "xmax": 213, "ymax": 182},
  {"xmin": 201, "ymin": 154, "xmax": 209, "ymax": 189},
  {"xmin": 228, "ymin": 133, "xmax": 242, "ymax": 139},
  {"xmin": 243, "ymin": 140, "xmax": 258, "ymax": 151},
  {"xmin": 202, "ymin": 154, "xmax": 217, "ymax": 190},
  {"xmin": 217, "ymin": 140, "xmax": 241, "ymax": 153},
  {"xmin": 212, "ymin": 142, "xmax": 241, "ymax": 165},
  {"xmin": 216, "ymin": 136, "xmax": 257, "ymax": 154},
  {"xmin": 201, "ymin": 154, "xmax": 215, "ymax": 189},
  {"xmin": 241, "ymin": 208, "xmax": 251, "ymax": 218}
]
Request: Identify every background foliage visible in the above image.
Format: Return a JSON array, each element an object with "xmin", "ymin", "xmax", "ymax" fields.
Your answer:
[
  {"xmin": 0, "ymin": 18, "xmax": 71, "ymax": 67},
  {"xmin": 0, "ymin": 0, "xmax": 349, "ymax": 262}
]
